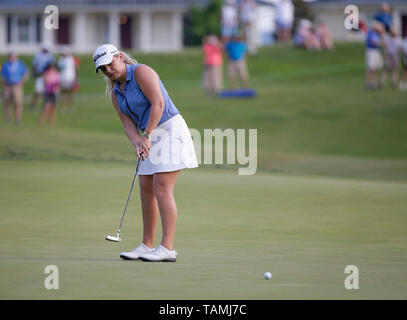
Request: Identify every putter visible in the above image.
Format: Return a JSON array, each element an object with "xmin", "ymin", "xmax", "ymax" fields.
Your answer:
[{"xmin": 106, "ymin": 157, "xmax": 142, "ymax": 242}]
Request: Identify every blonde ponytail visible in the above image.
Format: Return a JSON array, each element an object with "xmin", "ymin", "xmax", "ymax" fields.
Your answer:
[{"xmin": 105, "ymin": 51, "xmax": 138, "ymax": 97}]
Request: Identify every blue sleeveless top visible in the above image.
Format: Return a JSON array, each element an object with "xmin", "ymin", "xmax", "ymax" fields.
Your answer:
[{"xmin": 114, "ymin": 64, "xmax": 179, "ymax": 132}]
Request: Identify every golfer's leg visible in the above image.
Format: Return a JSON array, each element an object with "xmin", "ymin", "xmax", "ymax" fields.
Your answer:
[
  {"xmin": 153, "ymin": 170, "xmax": 180, "ymax": 250},
  {"xmin": 139, "ymin": 174, "xmax": 159, "ymax": 248}
]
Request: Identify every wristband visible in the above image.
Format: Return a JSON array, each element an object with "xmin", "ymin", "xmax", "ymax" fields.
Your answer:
[{"xmin": 142, "ymin": 132, "xmax": 150, "ymax": 140}]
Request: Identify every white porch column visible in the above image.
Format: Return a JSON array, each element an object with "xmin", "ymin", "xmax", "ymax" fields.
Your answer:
[
  {"xmin": 107, "ymin": 12, "xmax": 120, "ymax": 47},
  {"xmin": 171, "ymin": 11, "xmax": 183, "ymax": 51},
  {"xmin": 0, "ymin": 14, "xmax": 6, "ymax": 54},
  {"xmin": 138, "ymin": 11, "xmax": 152, "ymax": 53},
  {"xmin": 73, "ymin": 12, "xmax": 87, "ymax": 53}
]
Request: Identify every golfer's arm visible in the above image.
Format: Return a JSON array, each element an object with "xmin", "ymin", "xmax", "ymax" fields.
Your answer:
[
  {"xmin": 134, "ymin": 66, "xmax": 164, "ymax": 135},
  {"xmin": 111, "ymin": 91, "xmax": 141, "ymax": 146}
]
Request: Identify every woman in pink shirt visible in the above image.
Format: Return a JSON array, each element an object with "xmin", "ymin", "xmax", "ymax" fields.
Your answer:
[
  {"xmin": 202, "ymin": 35, "xmax": 223, "ymax": 94},
  {"xmin": 40, "ymin": 63, "xmax": 60, "ymax": 125}
]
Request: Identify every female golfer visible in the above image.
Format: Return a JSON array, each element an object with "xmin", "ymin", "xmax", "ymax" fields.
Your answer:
[{"xmin": 93, "ymin": 44, "xmax": 198, "ymax": 262}]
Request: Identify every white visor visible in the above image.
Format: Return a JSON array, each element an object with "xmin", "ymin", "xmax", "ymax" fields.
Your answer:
[{"xmin": 93, "ymin": 44, "xmax": 119, "ymax": 73}]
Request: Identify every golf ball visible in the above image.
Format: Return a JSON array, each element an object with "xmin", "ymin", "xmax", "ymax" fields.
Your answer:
[{"xmin": 264, "ymin": 272, "xmax": 272, "ymax": 280}]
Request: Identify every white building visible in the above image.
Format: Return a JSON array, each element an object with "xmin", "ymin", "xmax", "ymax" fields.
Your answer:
[{"xmin": 0, "ymin": 0, "xmax": 210, "ymax": 54}]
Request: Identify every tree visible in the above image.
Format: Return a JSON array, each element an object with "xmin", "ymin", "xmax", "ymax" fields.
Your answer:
[{"xmin": 184, "ymin": 0, "xmax": 222, "ymax": 46}]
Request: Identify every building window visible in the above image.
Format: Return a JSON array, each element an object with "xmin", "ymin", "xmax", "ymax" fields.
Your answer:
[
  {"xmin": 17, "ymin": 17, "xmax": 30, "ymax": 42},
  {"xmin": 7, "ymin": 14, "xmax": 40, "ymax": 44}
]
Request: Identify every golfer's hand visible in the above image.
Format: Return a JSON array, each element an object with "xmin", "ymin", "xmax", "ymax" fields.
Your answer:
[
  {"xmin": 135, "ymin": 143, "xmax": 145, "ymax": 160},
  {"xmin": 136, "ymin": 137, "xmax": 152, "ymax": 160}
]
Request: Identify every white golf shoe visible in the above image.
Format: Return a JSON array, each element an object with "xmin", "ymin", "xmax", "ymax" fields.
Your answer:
[
  {"xmin": 120, "ymin": 243, "xmax": 155, "ymax": 260},
  {"xmin": 139, "ymin": 245, "xmax": 177, "ymax": 262}
]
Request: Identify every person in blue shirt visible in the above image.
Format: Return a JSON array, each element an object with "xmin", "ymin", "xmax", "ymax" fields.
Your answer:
[
  {"xmin": 93, "ymin": 44, "xmax": 198, "ymax": 262},
  {"xmin": 374, "ymin": 2, "xmax": 393, "ymax": 33},
  {"xmin": 365, "ymin": 22, "xmax": 385, "ymax": 90},
  {"xmin": 225, "ymin": 33, "xmax": 250, "ymax": 89},
  {"xmin": 1, "ymin": 52, "xmax": 29, "ymax": 124}
]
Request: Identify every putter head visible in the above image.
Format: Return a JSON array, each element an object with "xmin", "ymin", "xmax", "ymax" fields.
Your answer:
[{"xmin": 105, "ymin": 234, "xmax": 121, "ymax": 242}]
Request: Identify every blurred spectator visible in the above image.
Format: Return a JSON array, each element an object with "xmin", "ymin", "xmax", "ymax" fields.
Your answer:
[
  {"xmin": 239, "ymin": 0, "xmax": 258, "ymax": 54},
  {"xmin": 202, "ymin": 35, "xmax": 224, "ymax": 94},
  {"xmin": 306, "ymin": 28, "xmax": 322, "ymax": 51},
  {"xmin": 293, "ymin": 19, "xmax": 309, "ymax": 48},
  {"xmin": 1, "ymin": 52, "xmax": 29, "ymax": 125},
  {"xmin": 275, "ymin": 0, "xmax": 295, "ymax": 43},
  {"xmin": 316, "ymin": 22, "xmax": 334, "ymax": 50},
  {"xmin": 399, "ymin": 36, "xmax": 407, "ymax": 91},
  {"xmin": 365, "ymin": 22, "xmax": 385, "ymax": 90},
  {"xmin": 40, "ymin": 63, "xmax": 60, "ymax": 126},
  {"xmin": 374, "ymin": 2, "xmax": 393, "ymax": 33},
  {"xmin": 225, "ymin": 32, "xmax": 249, "ymax": 89},
  {"xmin": 380, "ymin": 27, "xmax": 401, "ymax": 89},
  {"xmin": 30, "ymin": 43, "xmax": 54, "ymax": 111},
  {"xmin": 221, "ymin": 0, "xmax": 239, "ymax": 43},
  {"xmin": 57, "ymin": 46, "xmax": 77, "ymax": 111},
  {"xmin": 293, "ymin": 19, "xmax": 320, "ymax": 51}
]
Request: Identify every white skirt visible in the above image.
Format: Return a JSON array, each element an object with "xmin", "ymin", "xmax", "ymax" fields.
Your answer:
[{"xmin": 139, "ymin": 114, "xmax": 199, "ymax": 175}]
